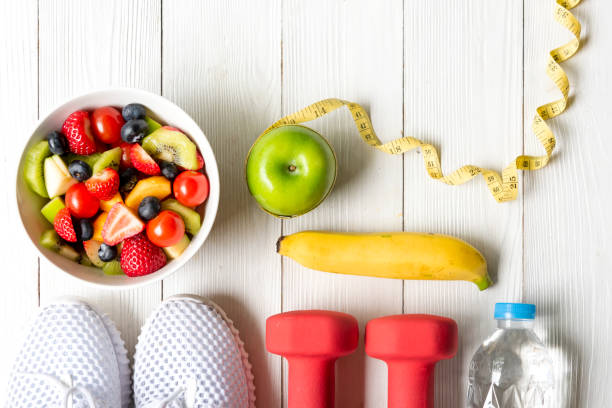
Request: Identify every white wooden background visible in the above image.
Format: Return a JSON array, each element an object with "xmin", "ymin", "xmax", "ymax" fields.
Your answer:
[{"xmin": 0, "ymin": 1, "xmax": 608, "ymax": 407}]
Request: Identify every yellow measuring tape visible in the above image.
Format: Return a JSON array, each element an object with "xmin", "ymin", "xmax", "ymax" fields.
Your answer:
[{"xmin": 261, "ymin": 0, "xmax": 582, "ymax": 203}]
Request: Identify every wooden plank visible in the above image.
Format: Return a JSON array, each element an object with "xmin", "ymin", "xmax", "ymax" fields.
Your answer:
[
  {"xmin": 523, "ymin": 1, "xmax": 611, "ymax": 406},
  {"xmin": 3, "ymin": 1, "xmax": 607, "ymax": 406},
  {"xmin": 0, "ymin": 0, "xmax": 40, "ymax": 396},
  {"xmin": 159, "ymin": 1, "xmax": 282, "ymax": 407},
  {"xmin": 281, "ymin": 1, "xmax": 404, "ymax": 406},
  {"xmin": 402, "ymin": 1, "xmax": 523, "ymax": 406},
  {"xmin": 37, "ymin": 0, "xmax": 162, "ymax": 358}
]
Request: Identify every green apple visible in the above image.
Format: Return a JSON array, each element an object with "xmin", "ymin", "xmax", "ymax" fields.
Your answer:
[{"xmin": 246, "ymin": 125, "xmax": 337, "ymax": 217}]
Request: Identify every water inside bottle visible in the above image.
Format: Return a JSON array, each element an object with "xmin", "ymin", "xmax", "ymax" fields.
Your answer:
[{"xmin": 467, "ymin": 304, "xmax": 554, "ymax": 408}]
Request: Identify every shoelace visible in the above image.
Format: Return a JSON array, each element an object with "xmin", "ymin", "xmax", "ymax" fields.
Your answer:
[
  {"xmin": 17, "ymin": 372, "xmax": 197, "ymax": 408},
  {"xmin": 17, "ymin": 372, "xmax": 97, "ymax": 407},
  {"xmin": 142, "ymin": 377, "xmax": 197, "ymax": 408}
]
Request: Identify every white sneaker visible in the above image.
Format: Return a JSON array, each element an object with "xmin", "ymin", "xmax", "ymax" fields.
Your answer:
[
  {"xmin": 5, "ymin": 298, "xmax": 131, "ymax": 408},
  {"xmin": 133, "ymin": 295, "xmax": 255, "ymax": 408}
]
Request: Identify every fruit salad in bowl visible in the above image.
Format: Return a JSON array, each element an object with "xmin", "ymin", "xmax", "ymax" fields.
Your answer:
[{"xmin": 16, "ymin": 89, "xmax": 219, "ymax": 289}]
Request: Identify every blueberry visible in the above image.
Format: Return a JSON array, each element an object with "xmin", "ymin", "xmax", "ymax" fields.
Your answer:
[
  {"xmin": 98, "ymin": 243, "xmax": 117, "ymax": 262},
  {"xmin": 68, "ymin": 160, "xmax": 92, "ymax": 182},
  {"xmin": 75, "ymin": 219, "xmax": 93, "ymax": 241},
  {"xmin": 122, "ymin": 103, "xmax": 147, "ymax": 121},
  {"xmin": 121, "ymin": 119, "xmax": 149, "ymax": 144},
  {"xmin": 138, "ymin": 196, "xmax": 161, "ymax": 221},
  {"xmin": 46, "ymin": 131, "xmax": 69, "ymax": 155},
  {"xmin": 120, "ymin": 168, "xmax": 139, "ymax": 193},
  {"xmin": 160, "ymin": 161, "xmax": 179, "ymax": 180}
]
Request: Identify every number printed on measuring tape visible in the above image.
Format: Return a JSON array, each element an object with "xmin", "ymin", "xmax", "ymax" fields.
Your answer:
[{"xmin": 259, "ymin": 0, "xmax": 582, "ymax": 203}]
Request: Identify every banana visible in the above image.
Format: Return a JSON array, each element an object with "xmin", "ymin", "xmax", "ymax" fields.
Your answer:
[{"xmin": 277, "ymin": 231, "xmax": 491, "ymax": 290}]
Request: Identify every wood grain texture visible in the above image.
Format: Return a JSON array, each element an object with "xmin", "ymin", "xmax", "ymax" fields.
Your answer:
[
  {"xmin": 281, "ymin": 1, "xmax": 404, "ymax": 406},
  {"xmin": 1, "ymin": 1, "xmax": 611, "ymax": 407},
  {"xmin": 159, "ymin": 1, "xmax": 282, "ymax": 406},
  {"xmin": 402, "ymin": 1, "xmax": 523, "ymax": 406},
  {"xmin": 0, "ymin": 0, "xmax": 40, "ymax": 398},
  {"xmin": 37, "ymin": 0, "xmax": 162, "ymax": 357},
  {"xmin": 523, "ymin": 1, "xmax": 611, "ymax": 406}
]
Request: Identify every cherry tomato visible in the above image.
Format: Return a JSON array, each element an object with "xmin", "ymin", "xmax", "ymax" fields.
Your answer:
[
  {"xmin": 146, "ymin": 210, "xmax": 185, "ymax": 247},
  {"xmin": 91, "ymin": 106, "xmax": 125, "ymax": 144},
  {"xmin": 119, "ymin": 142, "xmax": 132, "ymax": 168},
  {"xmin": 173, "ymin": 171, "xmax": 209, "ymax": 207},
  {"xmin": 65, "ymin": 183, "xmax": 100, "ymax": 219}
]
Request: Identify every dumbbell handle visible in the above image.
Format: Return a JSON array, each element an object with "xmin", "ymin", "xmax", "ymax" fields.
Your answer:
[
  {"xmin": 287, "ymin": 357, "xmax": 336, "ymax": 408},
  {"xmin": 387, "ymin": 361, "xmax": 435, "ymax": 408}
]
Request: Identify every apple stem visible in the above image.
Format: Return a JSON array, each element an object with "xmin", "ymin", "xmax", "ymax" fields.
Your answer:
[{"xmin": 288, "ymin": 165, "xmax": 296, "ymax": 172}]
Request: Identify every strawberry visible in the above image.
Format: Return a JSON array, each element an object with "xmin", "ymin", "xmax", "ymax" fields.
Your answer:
[
  {"xmin": 120, "ymin": 233, "xmax": 167, "ymax": 277},
  {"xmin": 102, "ymin": 203, "xmax": 144, "ymax": 246},
  {"xmin": 62, "ymin": 111, "xmax": 97, "ymax": 155},
  {"xmin": 85, "ymin": 168, "xmax": 120, "ymax": 201},
  {"xmin": 130, "ymin": 144, "xmax": 160, "ymax": 175},
  {"xmin": 53, "ymin": 208, "xmax": 77, "ymax": 242},
  {"xmin": 196, "ymin": 151, "xmax": 205, "ymax": 170},
  {"xmin": 119, "ymin": 142, "xmax": 132, "ymax": 168}
]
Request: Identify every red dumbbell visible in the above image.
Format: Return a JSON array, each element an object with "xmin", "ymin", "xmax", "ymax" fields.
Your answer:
[
  {"xmin": 365, "ymin": 314, "xmax": 458, "ymax": 408},
  {"xmin": 266, "ymin": 310, "xmax": 359, "ymax": 408}
]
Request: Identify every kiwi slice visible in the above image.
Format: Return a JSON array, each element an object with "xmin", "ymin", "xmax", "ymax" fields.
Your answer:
[
  {"xmin": 58, "ymin": 245, "xmax": 81, "ymax": 262},
  {"xmin": 23, "ymin": 140, "xmax": 51, "ymax": 197},
  {"xmin": 40, "ymin": 229, "xmax": 80, "ymax": 261},
  {"xmin": 145, "ymin": 116, "xmax": 162, "ymax": 134},
  {"xmin": 40, "ymin": 197, "xmax": 65, "ymax": 224},
  {"xmin": 80, "ymin": 256, "xmax": 94, "ymax": 267},
  {"xmin": 92, "ymin": 147, "xmax": 122, "ymax": 174},
  {"xmin": 40, "ymin": 229, "xmax": 61, "ymax": 251},
  {"xmin": 161, "ymin": 199, "xmax": 201, "ymax": 235},
  {"xmin": 64, "ymin": 152, "xmax": 102, "ymax": 168},
  {"xmin": 142, "ymin": 128, "xmax": 198, "ymax": 170},
  {"xmin": 102, "ymin": 260, "xmax": 124, "ymax": 275}
]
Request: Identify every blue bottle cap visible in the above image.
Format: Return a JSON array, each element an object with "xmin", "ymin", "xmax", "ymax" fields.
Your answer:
[{"xmin": 494, "ymin": 303, "xmax": 536, "ymax": 320}]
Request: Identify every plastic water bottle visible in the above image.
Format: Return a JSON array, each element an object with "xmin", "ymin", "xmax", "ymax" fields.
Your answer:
[{"xmin": 466, "ymin": 303, "xmax": 554, "ymax": 407}]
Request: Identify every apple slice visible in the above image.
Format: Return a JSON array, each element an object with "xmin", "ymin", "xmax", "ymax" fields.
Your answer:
[
  {"xmin": 163, "ymin": 234, "xmax": 190, "ymax": 259},
  {"xmin": 40, "ymin": 197, "xmax": 65, "ymax": 224},
  {"xmin": 83, "ymin": 240, "xmax": 105, "ymax": 267},
  {"xmin": 44, "ymin": 155, "xmax": 77, "ymax": 198},
  {"xmin": 39, "ymin": 229, "xmax": 81, "ymax": 262}
]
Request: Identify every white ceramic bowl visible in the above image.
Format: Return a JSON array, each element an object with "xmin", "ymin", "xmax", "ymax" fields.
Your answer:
[{"xmin": 16, "ymin": 88, "xmax": 220, "ymax": 290}]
